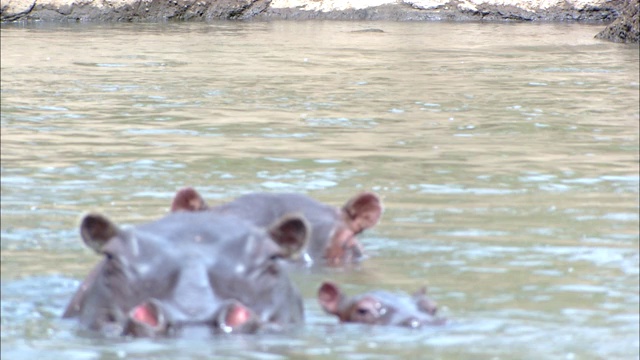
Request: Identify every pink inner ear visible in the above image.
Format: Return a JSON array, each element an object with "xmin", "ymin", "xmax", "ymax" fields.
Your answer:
[
  {"xmin": 225, "ymin": 304, "xmax": 252, "ymax": 327},
  {"xmin": 132, "ymin": 303, "xmax": 158, "ymax": 327},
  {"xmin": 318, "ymin": 282, "xmax": 341, "ymax": 314}
]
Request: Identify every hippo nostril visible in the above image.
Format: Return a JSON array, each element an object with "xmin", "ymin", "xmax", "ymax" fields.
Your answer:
[
  {"xmin": 216, "ymin": 301, "xmax": 260, "ymax": 334},
  {"xmin": 125, "ymin": 300, "xmax": 169, "ymax": 337},
  {"xmin": 129, "ymin": 300, "xmax": 166, "ymax": 329},
  {"xmin": 132, "ymin": 302, "xmax": 159, "ymax": 327},
  {"xmin": 225, "ymin": 303, "xmax": 252, "ymax": 328},
  {"xmin": 131, "ymin": 305, "xmax": 158, "ymax": 327},
  {"xmin": 402, "ymin": 318, "xmax": 422, "ymax": 329}
]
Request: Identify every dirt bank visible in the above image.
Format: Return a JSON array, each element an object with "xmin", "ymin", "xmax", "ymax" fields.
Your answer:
[
  {"xmin": 595, "ymin": 0, "xmax": 639, "ymax": 43},
  {"xmin": 1, "ymin": 0, "xmax": 636, "ymax": 43}
]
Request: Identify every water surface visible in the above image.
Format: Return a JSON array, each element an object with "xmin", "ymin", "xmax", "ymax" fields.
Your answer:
[{"xmin": 1, "ymin": 21, "xmax": 639, "ymax": 359}]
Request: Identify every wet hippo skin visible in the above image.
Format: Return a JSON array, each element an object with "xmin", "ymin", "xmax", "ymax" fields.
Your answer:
[
  {"xmin": 63, "ymin": 211, "xmax": 309, "ymax": 337},
  {"xmin": 318, "ymin": 281, "xmax": 446, "ymax": 328},
  {"xmin": 171, "ymin": 187, "xmax": 383, "ymax": 265}
]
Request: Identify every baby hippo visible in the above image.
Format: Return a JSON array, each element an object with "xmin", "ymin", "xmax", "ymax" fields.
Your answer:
[
  {"xmin": 318, "ymin": 281, "xmax": 446, "ymax": 328},
  {"xmin": 171, "ymin": 187, "xmax": 383, "ymax": 265}
]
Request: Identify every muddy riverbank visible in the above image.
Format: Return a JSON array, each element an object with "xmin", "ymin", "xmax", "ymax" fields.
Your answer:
[
  {"xmin": 2, "ymin": 0, "xmax": 637, "ymax": 43},
  {"xmin": 0, "ymin": 0, "xmax": 623, "ymax": 23}
]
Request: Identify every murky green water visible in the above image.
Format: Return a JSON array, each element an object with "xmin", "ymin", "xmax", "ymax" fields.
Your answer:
[{"xmin": 1, "ymin": 21, "xmax": 638, "ymax": 359}]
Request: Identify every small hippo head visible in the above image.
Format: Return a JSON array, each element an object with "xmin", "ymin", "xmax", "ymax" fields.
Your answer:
[
  {"xmin": 69, "ymin": 211, "xmax": 309, "ymax": 337},
  {"xmin": 317, "ymin": 281, "xmax": 445, "ymax": 328}
]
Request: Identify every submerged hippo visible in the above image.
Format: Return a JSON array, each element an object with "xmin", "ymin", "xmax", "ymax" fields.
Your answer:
[
  {"xmin": 63, "ymin": 211, "xmax": 309, "ymax": 337},
  {"xmin": 317, "ymin": 281, "xmax": 446, "ymax": 328},
  {"xmin": 170, "ymin": 187, "xmax": 383, "ymax": 265}
]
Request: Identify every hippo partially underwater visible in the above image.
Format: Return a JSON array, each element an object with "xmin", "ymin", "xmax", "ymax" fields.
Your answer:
[
  {"xmin": 63, "ymin": 210, "xmax": 309, "ymax": 337},
  {"xmin": 64, "ymin": 189, "xmax": 446, "ymax": 337},
  {"xmin": 170, "ymin": 187, "xmax": 383, "ymax": 265}
]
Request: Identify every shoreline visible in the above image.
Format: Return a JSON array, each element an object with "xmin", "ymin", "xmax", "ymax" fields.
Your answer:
[{"xmin": 1, "ymin": 0, "xmax": 637, "ymax": 43}]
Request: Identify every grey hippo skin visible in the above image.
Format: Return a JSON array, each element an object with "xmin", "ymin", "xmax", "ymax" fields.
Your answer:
[
  {"xmin": 63, "ymin": 211, "xmax": 309, "ymax": 337},
  {"xmin": 171, "ymin": 187, "xmax": 383, "ymax": 265},
  {"xmin": 318, "ymin": 281, "xmax": 446, "ymax": 328}
]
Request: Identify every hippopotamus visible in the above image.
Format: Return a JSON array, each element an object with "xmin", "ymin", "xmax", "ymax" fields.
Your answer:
[
  {"xmin": 63, "ymin": 210, "xmax": 309, "ymax": 337},
  {"xmin": 317, "ymin": 281, "xmax": 446, "ymax": 328},
  {"xmin": 170, "ymin": 187, "xmax": 383, "ymax": 265}
]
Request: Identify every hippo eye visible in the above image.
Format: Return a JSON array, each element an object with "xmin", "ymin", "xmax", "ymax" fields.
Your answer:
[
  {"xmin": 269, "ymin": 253, "xmax": 282, "ymax": 261},
  {"xmin": 356, "ymin": 307, "xmax": 370, "ymax": 316},
  {"xmin": 103, "ymin": 249, "xmax": 119, "ymax": 262},
  {"xmin": 262, "ymin": 253, "xmax": 283, "ymax": 275},
  {"xmin": 351, "ymin": 305, "xmax": 377, "ymax": 324},
  {"xmin": 103, "ymin": 251, "xmax": 124, "ymax": 277}
]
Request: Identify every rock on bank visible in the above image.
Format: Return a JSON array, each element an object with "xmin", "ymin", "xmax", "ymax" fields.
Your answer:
[
  {"xmin": 1, "ymin": 0, "xmax": 636, "ymax": 44},
  {"xmin": 0, "ymin": 0, "xmax": 622, "ymax": 22},
  {"xmin": 595, "ymin": 0, "xmax": 639, "ymax": 43},
  {"xmin": 0, "ymin": 0, "xmax": 272, "ymax": 22}
]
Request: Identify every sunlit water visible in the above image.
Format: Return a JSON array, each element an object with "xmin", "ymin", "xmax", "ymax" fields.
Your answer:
[{"xmin": 1, "ymin": 21, "xmax": 638, "ymax": 359}]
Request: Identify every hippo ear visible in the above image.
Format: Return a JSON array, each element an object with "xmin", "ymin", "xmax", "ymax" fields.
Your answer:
[
  {"xmin": 171, "ymin": 187, "xmax": 209, "ymax": 212},
  {"xmin": 80, "ymin": 213, "xmax": 120, "ymax": 253},
  {"xmin": 318, "ymin": 281, "xmax": 344, "ymax": 316},
  {"xmin": 342, "ymin": 192, "xmax": 383, "ymax": 232},
  {"xmin": 268, "ymin": 214, "xmax": 309, "ymax": 259},
  {"xmin": 413, "ymin": 286, "xmax": 438, "ymax": 315}
]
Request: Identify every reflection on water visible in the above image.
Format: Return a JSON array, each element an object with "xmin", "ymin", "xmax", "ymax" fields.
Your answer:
[{"xmin": 1, "ymin": 21, "xmax": 639, "ymax": 359}]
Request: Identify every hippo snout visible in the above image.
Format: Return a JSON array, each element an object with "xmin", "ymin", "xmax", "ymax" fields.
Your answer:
[{"xmin": 124, "ymin": 299, "xmax": 262, "ymax": 337}]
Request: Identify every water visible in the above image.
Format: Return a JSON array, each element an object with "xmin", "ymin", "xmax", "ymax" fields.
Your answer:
[{"xmin": 1, "ymin": 21, "xmax": 639, "ymax": 359}]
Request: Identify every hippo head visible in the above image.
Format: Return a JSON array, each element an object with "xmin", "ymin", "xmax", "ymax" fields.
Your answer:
[
  {"xmin": 170, "ymin": 187, "xmax": 383, "ymax": 265},
  {"xmin": 317, "ymin": 281, "xmax": 445, "ymax": 328},
  {"xmin": 69, "ymin": 211, "xmax": 308, "ymax": 337}
]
